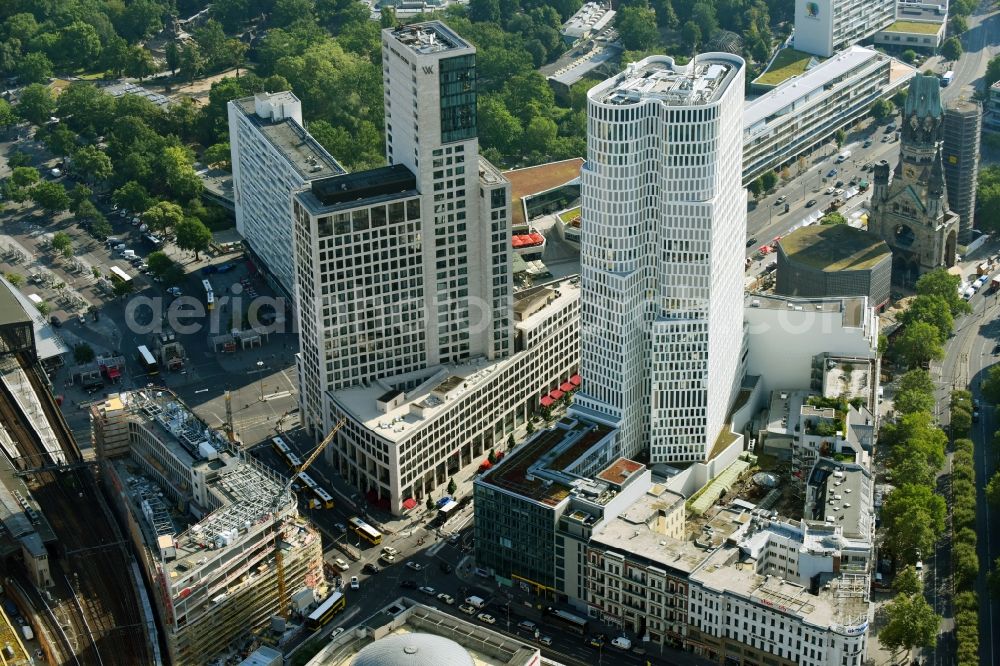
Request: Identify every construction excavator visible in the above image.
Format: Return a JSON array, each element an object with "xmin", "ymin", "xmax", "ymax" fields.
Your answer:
[{"xmin": 272, "ymin": 418, "xmax": 346, "ymax": 618}]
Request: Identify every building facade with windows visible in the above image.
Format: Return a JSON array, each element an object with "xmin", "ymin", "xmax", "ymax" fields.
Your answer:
[
  {"xmin": 793, "ymin": 0, "xmax": 895, "ymax": 58},
  {"xmin": 942, "ymin": 99, "xmax": 983, "ymax": 244},
  {"xmin": 228, "ymin": 92, "xmax": 345, "ymax": 302},
  {"xmin": 574, "ymin": 54, "xmax": 747, "ymax": 464}
]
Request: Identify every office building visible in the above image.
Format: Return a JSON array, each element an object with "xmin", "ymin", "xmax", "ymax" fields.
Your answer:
[
  {"xmin": 869, "ymin": 75, "xmax": 959, "ymax": 284},
  {"xmin": 292, "ymin": 23, "xmax": 581, "ymax": 514},
  {"xmin": 775, "ymin": 224, "xmax": 892, "ymax": 309},
  {"xmin": 228, "ymin": 91, "xmax": 346, "ymax": 302},
  {"xmin": 560, "ymin": 2, "xmax": 615, "ymax": 42},
  {"xmin": 326, "ymin": 277, "xmax": 580, "ymax": 514},
  {"xmin": 92, "ymin": 390, "xmax": 324, "ymax": 666},
  {"xmin": 873, "ymin": 2, "xmax": 948, "ymax": 51},
  {"xmin": 574, "ymin": 54, "xmax": 747, "ymax": 464},
  {"xmin": 793, "ymin": 0, "xmax": 895, "ymax": 58},
  {"xmin": 743, "ymin": 46, "xmax": 915, "ymax": 185},
  {"xmin": 942, "ymin": 99, "xmax": 983, "ymax": 244},
  {"xmin": 744, "ymin": 294, "xmax": 880, "ymax": 398},
  {"xmin": 985, "ymin": 80, "xmax": 1000, "ymax": 132},
  {"xmin": 306, "ymin": 597, "xmax": 541, "ymax": 666}
]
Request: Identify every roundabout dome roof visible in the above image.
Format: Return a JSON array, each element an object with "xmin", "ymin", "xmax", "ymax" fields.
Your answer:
[{"xmin": 351, "ymin": 633, "xmax": 475, "ymax": 666}]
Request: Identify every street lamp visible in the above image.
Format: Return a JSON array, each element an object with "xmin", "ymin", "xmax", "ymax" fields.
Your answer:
[{"xmin": 257, "ymin": 360, "xmax": 264, "ymax": 401}]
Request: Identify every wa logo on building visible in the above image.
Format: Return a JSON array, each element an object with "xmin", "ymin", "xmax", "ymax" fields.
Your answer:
[
  {"xmin": 422, "ymin": 65, "xmax": 434, "ymax": 75},
  {"xmin": 805, "ymin": 1, "xmax": 820, "ymax": 17}
]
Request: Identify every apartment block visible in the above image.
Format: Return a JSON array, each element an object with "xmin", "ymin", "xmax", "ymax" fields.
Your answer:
[
  {"xmin": 91, "ymin": 390, "xmax": 323, "ymax": 666},
  {"xmin": 793, "ymin": 0, "xmax": 895, "ymax": 57},
  {"xmin": 575, "ymin": 53, "xmax": 747, "ymax": 464},
  {"xmin": 942, "ymin": 99, "xmax": 983, "ymax": 244},
  {"xmin": 743, "ymin": 46, "xmax": 915, "ymax": 186},
  {"xmin": 228, "ymin": 92, "xmax": 345, "ymax": 301}
]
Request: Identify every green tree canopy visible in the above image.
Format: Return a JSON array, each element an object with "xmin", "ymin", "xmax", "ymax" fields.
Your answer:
[
  {"xmin": 880, "ymin": 593, "xmax": 939, "ymax": 655},
  {"xmin": 977, "ymin": 166, "xmax": 1000, "ymax": 233},
  {"xmin": 73, "ymin": 343, "xmax": 95, "ymax": 364},
  {"xmin": 880, "ymin": 483, "xmax": 946, "ymax": 562},
  {"xmin": 941, "ymin": 37, "xmax": 962, "ymax": 61},
  {"xmin": 760, "ymin": 170, "xmax": 778, "ymax": 191},
  {"xmin": 112, "ymin": 181, "xmax": 152, "ymax": 214},
  {"xmin": 916, "ymin": 268, "xmax": 971, "ymax": 316},
  {"xmin": 11, "ymin": 166, "xmax": 40, "ymax": 189},
  {"xmin": 870, "ymin": 98, "xmax": 893, "ymax": 120},
  {"xmin": 72, "ymin": 145, "xmax": 113, "ymax": 183},
  {"xmin": 142, "ymin": 201, "xmax": 185, "ymax": 234},
  {"xmin": 893, "ymin": 369, "xmax": 935, "ymax": 415},
  {"xmin": 145, "ymin": 250, "xmax": 175, "ymax": 278},
  {"xmin": 617, "ymin": 6, "xmax": 661, "ymax": 51},
  {"xmin": 51, "ymin": 231, "xmax": 72, "ymax": 255},
  {"xmin": 892, "ymin": 566, "xmax": 923, "ymax": 596},
  {"xmin": 747, "ymin": 178, "xmax": 763, "ymax": 200},
  {"xmin": 31, "ymin": 180, "xmax": 70, "ymax": 214},
  {"xmin": 901, "ymin": 294, "xmax": 954, "ymax": 339},
  {"xmin": 16, "ymin": 83, "xmax": 55, "ymax": 125},
  {"xmin": 175, "ymin": 217, "xmax": 213, "ymax": 259},
  {"xmin": 895, "ymin": 321, "xmax": 944, "ymax": 368}
]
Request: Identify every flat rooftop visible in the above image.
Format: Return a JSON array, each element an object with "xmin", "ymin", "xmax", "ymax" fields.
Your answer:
[
  {"xmin": 594, "ymin": 55, "xmax": 740, "ymax": 107},
  {"xmin": 232, "ymin": 96, "xmax": 345, "ymax": 181},
  {"xmin": 883, "ymin": 19, "xmax": 944, "ymax": 33},
  {"xmin": 0, "ymin": 280, "xmax": 30, "ymax": 327},
  {"xmin": 480, "ymin": 419, "xmax": 613, "ymax": 507},
  {"xmin": 1, "ymin": 276, "xmax": 68, "ymax": 361},
  {"xmin": 388, "ymin": 21, "xmax": 472, "ymax": 54},
  {"xmin": 746, "ymin": 293, "xmax": 867, "ymax": 328},
  {"xmin": 806, "ymin": 460, "xmax": 873, "ymax": 539},
  {"xmin": 590, "ymin": 489, "xmax": 713, "ymax": 575},
  {"xmin": 745, "ymin": 46, "xmax": 884, "ymax": 132},
  {"xmin": 298, "ymin": 164, "xmax": 418, "ymax": 213},
  {"xmin": 779, "ymin": 224, "xmax": 891, "ymax": 272},
  {"xmin": 331, "ymin": 279, "xmax": 580, "ymax": 442},
  {"xmin": 694, "ymin": 547, "xmax": 870, "ymax": 630},
  {"xmin": 754, "ymin": 48, "xmax": 819, "ymax": 87},
  {"xmin": 503, "ymin": 158, "xmax": 583, "ymax": 227}
]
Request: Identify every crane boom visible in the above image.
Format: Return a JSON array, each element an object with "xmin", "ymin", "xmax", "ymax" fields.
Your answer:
[{"xmin": 274, "ymin": 418, "xmax": 347, "ymax": 618}]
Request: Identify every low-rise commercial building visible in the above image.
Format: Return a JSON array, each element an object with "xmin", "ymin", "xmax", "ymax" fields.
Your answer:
[
  {"xmin": 329, "ymin": 277, "xmax": 581, "ymax": 514},
  {"xmin": 92, "ymin": 390, "xmax": 323, "ymax": 666},
  {"xmin": 743, "ymin": 46, "xmax": 915, "ymax": 185},
  {"xmin": 560, "ymin": 2, "xmax": 615, "ymax": 42},
  {"xmin": 775, "ymin": 224, "xmax": 892, "ymax": 309},
  {"xmin": 873, "ymin": 3, "xmax": 948, "ymax": 51}
]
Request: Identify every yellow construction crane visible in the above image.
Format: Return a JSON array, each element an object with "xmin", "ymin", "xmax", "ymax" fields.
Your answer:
[{"xmin": 272, "ymin": 418, "xmax": 346, "ymax": 618}]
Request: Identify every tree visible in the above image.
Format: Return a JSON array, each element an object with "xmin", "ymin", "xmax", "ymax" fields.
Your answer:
[
  {"xmin": 617, "ymin": 6, "xmax": 661, "ymax": 51},
  {"xmin": 468, "ymin": 0, "xmax": 501, "ymax": 23},
  {"xmin": 146, "ymin": 251, "xmax": 174, "ymax": 278},
  {"xmin": 143, "ymin": 201, "xmax": 185, "ymax": 234},
  {"xmin": 425, "ymin": 497, "xmax": 435, "ymax": 512},
  {"xmin": 977, "ymin": 166, "xmax": 1000, "ymax": 233},
  {"xmin": 0, "ymin": 99, "xmax": 16, "ymax": 133},
  {"xmin": 901, "ymin": 294, "xmax": 954, "ymax": 339},
  {"xmin": 522, "ymin": 115, "xmax": 558, "ymax": 158},
  {"xmin": 89, "ymin": 215, "xmax": 112, "ymax": 240},
  {"xmin": 900, "ymin": 49, "xmax": 918, "ymax": 64},
  {"xmin": 72, "ymin": 146, "xmax": 113, "ymax": 184},
  {"xmin": 987, "ymin": 471, "xmax": 1000, "ymax": 508},
  {"xmin": 954, "ymin": 540, "xmax": 979, "ymax": 588},
  {"xmin": 747, "ymin": 178, "xmax": 764, "ymax": 200},
  {"xmin": 69, "ymin": 183, "xmax": 93, "ymax": 214},
  {"xmin": 112, "ymin": 181, "xmax": 152, "ymax": 214},
  {"xmin": 880, "ymin": 593, "xmax": 939, "ymax": 656},
  {"xmin": 896, "ymin": 321, "xmax": 944, "ymax": 368},
  {"xmin": 869, "ymin": 99, "xmax": 893, "ymax": 120},
  {"xmin": 4, "ymin": 273, "xmax": 24, "ymax": 287},
  {"xmin": 42, "ymin": 124, "xmax": 77, "ymax": 157},
  {"xmin": 941, "ymin": 37, "xmax": 963, "ymax": 62},
  {"xmin": 125, "ymin": 46, "xmax": 156, "ymax": 81},
  {"xmin": 175, "ymin": 217, "xmax": 213, "ymax": 259},
  {"xmin": 57, "ymin": 22, "xmax": 102, "ymax": 71},
  {"xmin": 681, "ymin": 20, "xmax": 701, "ymax": 50},
  {"xmin": 820, "ymin": 212, "xmax": 847, "ymax": 225},
  {"xmin": 987, "ymin": 55, "xmax": 1000, "ymax": 91},
  {"xmin": 272, "ymin": 0, "xmax": 316, "ymax": 27},
  {"xmin": 178, "ymin": 43, "xmax": 204, "ymax": 84},
  {"xmin": 760, "ymin": 170, "xmax": 778, "ymax": 192},
  {"xmin": 507, "ymin": 434, "xmax": 515, "ymax": 451},
  {"xmin": 11, "ymin": 166, "xmax": 40, "ymax": 189},
  {"xmin": 951, "ymin": 407, "xmax": 972, "ymax": 437},
  {"xmin": 881, "ymin": 483, "xmax": 946, "ymax": 561},
  {"xmin": 478, "ymin": 96, "xmax": 523, "ymax": 158},
  {"xmin": 916, "ymin": 268, "xmax": 970, "ymax": 316},
  {"xmin": 488, "ymin": 448, "xmax": 498, "ymax": 464},
  {"xmin": 165, "ymin": 41, "xmax": 180, "ymax": 76},
  {"xmin": 113, "ymin": 279, "xmax": 133, "ymax": 298},
  {"xmin": 16, "ymin": 84, "xmax": 55, "ymax": 126},
  {"xmin": 447, "ymin": 478, "xmax": 457, "ymax": 495},
  {"xmin": 158, "ymin": 146, "xmax": 203, "ymax": 201},
  {"xmin": 950, "ymin": 15, "xmax": 968, "ymax": 35},
  {"xmin": 834, "ymin": 129, "xmax": 846, "ymax": 148},
  {"xmin": 892, "ymin": 566, "xmax": 923, "ymax": 596},
  {"xmin": 202, "ymin": 143, "xmax": 232, "ymax": 169},
  {"xmin": 894, "ymin": 369, "xmax": 935, "ymax": 415},
  {"xmin": 16, "ymin": 52, "xmax": 53, "ymax": 85},
  {"xmin": 691, "ymin": 2, "xmax": 718, "ymax": 38},
  {"xmin": 31, "ymin": 181, "xmax": 70, "ymax": 214},
  {"xmin": 51, "ymin": 232, "xmax": 72, "ymax": 257},
  {"xmin": 73, "ymin": 343, "xmax": 95, "ymax": 364}
]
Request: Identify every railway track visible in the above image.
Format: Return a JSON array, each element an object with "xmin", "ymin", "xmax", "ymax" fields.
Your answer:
[{"xmin": 0, "ymin": 354, "xmax": 151, "ymax": 666}]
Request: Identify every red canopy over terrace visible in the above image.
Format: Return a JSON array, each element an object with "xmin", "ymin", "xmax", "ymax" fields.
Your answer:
[
  {"xmin": 401, "ymin": 497, "xmax": 417, "ymax": 511},
  {"xmin": 540, "ymin": 395, "xmax": 555, "ymax": 407},
  {"xmin": 560, "ymin": 382, "xmax": 574, "ymax": 392},
  {"xmin": 550, "ymin": 389, "xmax": 565, "ymax": 400},
  {"xmin": 570, "ymin": 374, "xmax": 581, "ymax": 386}
]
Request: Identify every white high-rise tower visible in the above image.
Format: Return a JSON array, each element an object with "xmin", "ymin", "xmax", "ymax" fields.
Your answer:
[{"xmin": 572, "ymin": 54, "xmax": 747, "ymax": 464}]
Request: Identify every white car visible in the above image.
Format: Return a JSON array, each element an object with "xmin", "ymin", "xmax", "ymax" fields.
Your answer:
[
  {"xmin": 476, "ymin": 613, "xmax": 496, "ymax": 625},
  {"xmin": 382, "ymin": 546, "xmax": 399, "ymax": 557},
  {"xmin": 350, "ymin": 576, "xmax": 359, "ymax": 589},
  {"xmin": 330, "ymin": 627, "xmax": 345, "ymax": 641},
  {"xmin": 418, "ymin": 586, "xmax": 436, "ymax": 596},
  {"xmin": 459, "ymin": 604, "xmax": 476, "ymax": 615},
  {"xmin": 166, "ymin": 287, "xmax": 182, "ymax": 297},
  {"xmin": 825, "ymin": 186, "xmax": 835, "ymax": 195},
  {"xmin": 538, "ymin": 636, "xmax": 552, "ymax": 646},
  {"xmin": 380, "ymin": 553, "xmax": 396, "ymax": 563},
  {"xmin": 436, "ymin": 593, "xmax": 455, "ymax": 605},
  {"xmin": 406, "ymin": 561, "xmax": 424, "ymax": 571},
  {"xmin": 333, "ymin": 558, "xmax": 349, "ymax": 571}
]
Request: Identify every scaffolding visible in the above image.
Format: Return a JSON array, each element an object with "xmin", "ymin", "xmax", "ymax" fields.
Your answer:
[
  {"xmin": 127, "ymin": 389, "xmax": 231, "ymax": 460},
  {"xmin": 193, "ymin": 456, "xmax": 291, "ymax": 548}
]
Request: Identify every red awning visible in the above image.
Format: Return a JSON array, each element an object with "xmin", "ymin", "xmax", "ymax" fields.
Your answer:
[
  {"xmin": 540, "ymin": 396, "xmax": 555, "ymax": 407},
  {"xmin": 570, "ymin": 374, "xmax": 581, "ymax": 386},
  {"xmin": 401, "ymin": 497, "xmax": 417, "ymax": 511},
  {"xmin": 560, "ymin": 382, "xmax": 574, "ymax": 392},
  {"xmin": 550, "ymin": 389, "xmax": 565, "ymax": 400},
  {"xmin": 107, "ymin": 367, "xmax": 120, "ymax": 379}
]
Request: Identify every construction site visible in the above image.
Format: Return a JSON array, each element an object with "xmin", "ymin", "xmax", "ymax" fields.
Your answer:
[
  {"xmin": 0, "ymin": 283, "xmax": 154, "ymax": 665},
  {"xmin": 91, "ymin": 389, "xmax": 325, "ymax": 666}
]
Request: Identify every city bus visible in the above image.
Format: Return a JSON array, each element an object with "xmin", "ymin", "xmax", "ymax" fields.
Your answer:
[
  {"xmin": 941, "ymin": 70, "xmax": 954, "ymax": 87},
  {"xmin": 202, "ymin": 279, "xmax": 214, "ymax": 311},
  {"xmin": 298, "ymin": 472, "xmax": 319, "ymax": 492},
  {"xmin": 137, "ymin": 345, "xmax": 158, "ymax": 376},
  {"xmin": 349, "ymin": 517, "xmax": 382, "ymax": 545},
  {"xmin": 286, "ymin": 450, "xmax": 302, "ymax": 470},
  {"xmin": 306, "ymin": 592, "xmax": 346, "ymax": 629},
  {"xmin": 108, "ymin": 266, "xmax": 132, "ymax": 284},
  {"xmin": 545, "ymin": 607, "xmax": 589, "ymax": 635},
  {"xmin": 271, "ymin": 436, "xmax": 291, "ymax": 458},
  {"xmin": 312, "ymin": 486, "xmax": 335, "ymax": 510}
]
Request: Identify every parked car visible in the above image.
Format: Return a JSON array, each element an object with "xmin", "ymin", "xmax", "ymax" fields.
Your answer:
[
  {"xmin": 362, "ymin": 563, "xmax": 380, "ymax": 575},
  {"xmin": 774, "ymin": 195, "xmax": 787, "ymax": 205},
  {"xmin": 477, "ymin": 613, "xmax": 496, "ymax": 625},
  {"xmin": 400, "ymin": 579, "xmax": 418, "ymax": 589},
  {"xmin": 863, "ymin": 139, "xmax": 873, "ymax": 148},
  {"xmin": 166, "ymin": 287, "xmax": 182, "ymax": 297},
  {"xmin": 458, "ymin": 604, "xmax": 477, "ymax": 615},
  {"xmin": 382, "ymin": 546, "xmax": 399, "ymax": 557},
  {"xmin": 827, "ymin": 169, "xmax": 838, "ymax": 178},
  {"xmin": 612, "ymin": 637, "xmax": 632, "ymax": 650},
  {"xmin": 885, "ymin": 123, "xmax": 896, "ymax": 133},
  {"xmin": 216, "ymin": 263, "xmax": 235, "ymax": 273},
  {"xmin": 538, "ymin": 636, "xmax": 552, "ymax": 646},
  {"xmin": 825, "ymin": 186, "xmax": 835, "ymax": 195},
  {"xmin": 805, "ymin": 199, "xmax": 817, "ymax": 208},
  {"xmin": 418, "ymin": 586, "xmax": 436, "ymax": 596},
  {"xmin": 330, "ymin": 627, "xmax": 345, "ymax": 641},
  {"xmin": 439, "ymin": 561, "xmax": 453, "ymax": 573},
  {"xmin": 333, "ymin": 558, "xmax": 349, "ymax": 571},
  {"xmin": 448, "ymin": 533, "xmax": 461, "ymax": 545},
  {"xmin": 334, "ymin": 523, "xmax": 347, "ymax": 534},
  {"xmin": 406, "ymin": 561, "xmax": 424, "ymax": 571},
  {"xmin": 380, "ymin": 553, "xmax": 396, "ymax": 563},
  {"xmin": 518, "ymin": 620, "xmax": 537, "ymax": 632},
  {"xmin": 436, "ymin": 593, "xmax": 455, "ymax": 605},
  {"xmin": 350, "ymin": 576, "xmax": 360, "ymax": 590},
  {"xmin": 834, "ymin": 180, "xmax": 844, "ymax": 188},
  {"xmin": 588, "ymin": 636, "xmax": 606, "ymax": 648},
  {"xmin": 746, "ymin": 237, "xmax": 757, "ymax": 248}
]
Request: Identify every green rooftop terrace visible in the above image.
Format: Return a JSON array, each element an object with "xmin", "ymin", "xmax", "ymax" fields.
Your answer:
[
  {"xmin": 779, "ymin": 224, "xmax": 890, "ymax": 272},
  {"xmin": 754, "ymin": 49, "xmax": 819, "ymax": 87},
  {"xmin": 883, "ymin": 20, "xmax": 943, "ymax": 34}
]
